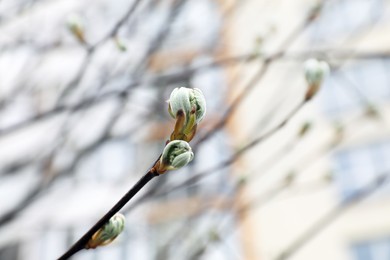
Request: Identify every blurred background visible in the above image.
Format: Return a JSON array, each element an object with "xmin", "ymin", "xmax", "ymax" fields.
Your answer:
[{"xmin": 0, "ymin": 0, "xmax": 390, "ymax": 259}]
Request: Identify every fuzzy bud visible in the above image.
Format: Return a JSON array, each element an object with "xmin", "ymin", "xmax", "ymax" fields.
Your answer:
[
  {"xmin": 304, "ymin": 59, "xmax": 330, "ymax": 100},
  {"xmin": 86, "ymin": 213, "xmax": 125, "ymax": 249},
  {"xmin": 168, "ymin": 87, "xmax": 206, "ymax": 124},
  {"xmin": 168, "ymin": 87, "xmax": 206, "ymax": 141},
  {"xmin": 157, "ymin": 140, "xmax": 194, "ymax": 173}
]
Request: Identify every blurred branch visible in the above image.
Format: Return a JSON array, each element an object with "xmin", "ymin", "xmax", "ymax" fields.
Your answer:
[
  {"xmin": 193, "ymin": 13, "xmax": 312, "ymax": 146},
  {"xmin": 171, "ymin": 60, "xmax": 381, "ymax": 257},
  {"xmin": 93, "ymin": 0, "xmax": 143, "ymax": 48},
  {"xmin": 56, "ymin": 0, "xmax": 189, "ymax": 113},
  {"xmin": 0, "ymin": 94, "xmax": 151, "ymax": 227},
  {"xmin": 125, "ymin": 90, "xmax": 308, "ymax": 212},
  {"xmin": 0, "ymin": 45, "xmax": 388, "ymax": 138},
  {"xmin": 55, "ymin": 52, "xmax": 93, "ymax": 104},
  {"xmin": 124, "ymin": 6, "xmax": 324, "ymax": 210},
  {"xmin": 275, "ymin": 171, "xmax": 390, "ymax": 260},
  {"xmin": 0, "ymin": 0, "xmax": 190, "ymax": 228},
  {"xmin": 0, "ymin": 0, "xmax": 42, "ymax": 24},
  {"xmin": 55, "ymin": 0, "xmax": 144, "ymax": 103},
  {"xmin": 187, "ymin": 168, "xmax": 388, "ymax": 260},
  {"xmin": 282, "ymin": 49, "xmax": 390, "ymax": 61},
  {"xmin": 132, "ymin": 0, "xmax": 189, "ymax": 77},
  {"xmin": 0, "ymin": 182, "xmax": 43, "ymax": 226},
  {"xmin": 0, "ymin": 0, "xmax": 189, "ymax": 138}
]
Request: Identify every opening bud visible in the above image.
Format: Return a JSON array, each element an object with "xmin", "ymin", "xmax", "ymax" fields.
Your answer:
[
  {"xmin": 168, "ymin": 87, "xmax": 206, "ymax": 141},
  {"xmin": 86, "ymin": 213, "xmax": 125, "ymax": 249},
  {"xmin": 157, "ymin": 140, "xmax": 194, "ymax": 174}
]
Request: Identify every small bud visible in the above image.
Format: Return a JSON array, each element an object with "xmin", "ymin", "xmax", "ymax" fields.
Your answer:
[
  {"xmin": 86, "ymin": 213, "xmax": 125, "ymax": 249},
  {"xmin": 308, "ymin": 3, "xmax": 323, "ymax": 21},
  {"xmin": 304, "ymin": 59, "xmax": 330, "ymax": 100},
  {"xmin": 298, "ymin": 121, "xmax": 312, "ymax": 138},
  {"xmin": 251, "ymin": 36, "xmax": 264, "ymax": 59},
  {"xmin": 157, "ymin": 140, "xmax": 194, "ymax": 173},
  {"xmin": 237, "ymin": 175, "xmax": 248, "ymax": 187},
  {"xmin": 329, "ymin": 122, "xmax": 344, "ymax": 148},
  {"xmin": 168, "ymin": 87, "xmax": 206, "ymax": 141},
  {"xmin": 209, "ymin": 229, "xmax": 220, "ymax": 242},
  {"xmin": 324, "ymin": 172, "xmax": 333, "ymax": 182},
  {"xmin": 66, "ymin": 14, "xmax": 86, "ymax": 43},
  {"xmin": 365, "ymin": 104, "xmax": 379, "ymax": 118},
  {"xmin": 114, "ymin": 37, "xmax": 127, "ymax": 52},
  {"xmin": 284, "ymin": 171, "xmax": 296, "ymax": 185}
]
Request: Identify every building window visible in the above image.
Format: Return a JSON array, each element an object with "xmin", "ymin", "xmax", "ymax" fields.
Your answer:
[
  {"xmin": 352, "ymin": 237, "xmax": 390, "ymax": 260},
  {"xmin": 332, "ymin": 140, "xmax": 390, "ymax": 200}
]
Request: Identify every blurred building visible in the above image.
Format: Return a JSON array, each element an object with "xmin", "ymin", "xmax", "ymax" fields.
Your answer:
[
  {"xmin": 228, "ymin": 0, "xmax": 390, "ymax": 259},
  {"xmin": 1, "ymin": 0, "xmax": 390, "ymax": 260}
]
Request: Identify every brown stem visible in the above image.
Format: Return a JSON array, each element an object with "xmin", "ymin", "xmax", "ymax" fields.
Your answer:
[{"xmin": 57, "ymin": 169, "xmax": 159, "ymax": 260}]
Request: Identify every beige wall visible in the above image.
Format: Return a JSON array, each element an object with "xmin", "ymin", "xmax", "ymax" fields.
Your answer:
[{"xmin": 226, "ymin": 0, "xmax": 390, "ymax": 259}]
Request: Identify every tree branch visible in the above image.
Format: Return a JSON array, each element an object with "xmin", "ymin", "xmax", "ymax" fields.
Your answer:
[
  {"xmin": 125, "ymin": 95, "xmax": 308, "ymax": 213},
  {"xmin": 58, "ymin": 168, "xmax": 159, "ymax": 259}
]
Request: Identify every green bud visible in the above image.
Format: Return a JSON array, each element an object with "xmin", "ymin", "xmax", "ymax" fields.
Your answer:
[
  {"xmin": 330, "ymin": 121, "xmax": 344, "ymax": 147},
  {"xmin": 159, "ymin": 140, "xmax": 194, "ymax": 173},
  {"xmin": 168, "ymin": 87, "xmax": 206, "ymax": 125},
  {"xmin": 365, "ymin": 104, "xmax": 379, "ymax": 118},
  {"xmin": 324, "ymin": 172, "xmax": 333, "ymax": 182},
  {"xmin": 209, "ymin": 228, "xmax": 220, "ymax": 241},
  {"xmin": 284, "ymin": 171, "xmax": 296, "ymax": 185},
  {"xmin": 66, "ymin": 14, "xmax": 86, "ymax": 43},
  {"xmin": 237, "ymin": 175, "xmax": 248, "ymax": 187},
  {"xmin": 304, "ymin": 59, "xmax": 330, "ymax": 100},
  {"xmin": 86, "ymin": 213, "xmax": 125, "ymax": 249},
  {"xmin": 114, "ymin": 37, "xmax": 127, "ymax": 52},
  {"xmin": 168, "ymin": 87, "xmax": 206, "ymax": 141},
  {"xmin": 298, "ymin": 121, "xmax": 312, "ymax": 137}
]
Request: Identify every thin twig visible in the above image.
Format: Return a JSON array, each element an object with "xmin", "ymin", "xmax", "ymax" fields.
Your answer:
[
  {"xmin": 93, "ymin": 0, "xmax": 143, "ymax": 48},
  {"xmin": 55, "ymin": 0, "xmax": 144, "ymax": 103},
  {"xmin": 131, "ymin": 0, "xmax": 189, "ymax": 77},
  {"xmin": 58, "ymin": 169, "xmax": 159, "ymax": 259}
]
